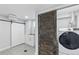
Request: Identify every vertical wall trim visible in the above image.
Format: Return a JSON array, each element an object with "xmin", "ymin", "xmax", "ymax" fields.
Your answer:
[
  {"xmin": 10, "ymin": 21, "xmax": 12, "ymax": 48},
  {"xmin": 35, "ymin": 11, "xmax": 38, "ymax": 55},
  {"xmin": 24, "ymin": 23, "xmax": 26, "ymax": 43}
]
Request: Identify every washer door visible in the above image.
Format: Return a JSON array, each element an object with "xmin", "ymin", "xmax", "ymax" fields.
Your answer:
[{"xmin": 59, "ymin": 31, "xmax": 79, "ymax": 50}]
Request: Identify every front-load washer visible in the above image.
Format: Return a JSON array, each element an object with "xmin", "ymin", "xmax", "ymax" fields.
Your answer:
[
  {"xmin": 58, "ymin": 29, "xmax": 79, "ymax": 55},
  {"xmin": 57, "ymin": 5, "xmax": 79, "ymax": 55}
]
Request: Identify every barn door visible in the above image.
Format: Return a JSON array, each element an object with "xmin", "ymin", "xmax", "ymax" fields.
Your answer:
[{"xmin": 38, "ymin": 10, "xmax": 58, "ymax": 55}]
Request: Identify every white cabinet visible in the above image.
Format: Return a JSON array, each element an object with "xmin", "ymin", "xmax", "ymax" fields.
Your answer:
[
  {"xmin": 25, "ymin": 20, "xmax": 35, "ymax": 47},
  {"xmin": 25, "ymin": 35, "xmax": 35, "ymax": 47},
  {"xmin": 57, "ymin": 5, "xmax": 79, "ymax": 30},
  {"xmin": 12, "ymin": 23, "xmax": 24, "ymax": 47},
  {"xmin": 0, "ymin": 21, "xmax": 11, "ymax": 51}
]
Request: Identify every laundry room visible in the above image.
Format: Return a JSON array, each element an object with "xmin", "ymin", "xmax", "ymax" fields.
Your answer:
[
  {"xmin": 0, "ymin": 4, "xmax": 79, "ymax": 55},
  {"xmin": 0, "ymin": 0, "xmax": 79, "ymax": 58}
]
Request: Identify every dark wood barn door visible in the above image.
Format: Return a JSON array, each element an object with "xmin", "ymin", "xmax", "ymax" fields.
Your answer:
[{"xmin": 38, "ymin": 10, "xmax": 58, "ymax": 55}]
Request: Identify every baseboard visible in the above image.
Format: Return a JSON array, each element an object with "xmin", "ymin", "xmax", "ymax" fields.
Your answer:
[
  {"xmin": 24, "ymin": 43, "xmax": 34, "ymax": 48},
  {"xmin": 0, "ymin": 46, "xmax": 10, "ymax": 52},
  {"xmin": 0, "ymin": 43, "xmax": 25, "ymax": 52},
  {"xmin": 11, "ymin": 42, "xmax": 25, "ymax": 48}
]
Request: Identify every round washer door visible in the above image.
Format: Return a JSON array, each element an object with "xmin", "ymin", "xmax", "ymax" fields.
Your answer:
[{"xmin": 59, "ymin": 31, "xmax": 79, "ymax": 50}]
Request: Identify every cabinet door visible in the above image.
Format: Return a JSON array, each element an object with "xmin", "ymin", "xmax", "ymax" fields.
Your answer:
[
  {"xmin": 0, "ymin": 21, "xmax": 11, "ymax": 51},
  {"xmin": 12, "ymin": 23, "xmax": 24, "ymax": 47},
  {"xmin": 26, "ymin": 35, "xmax": 35, "ymax": 47}
]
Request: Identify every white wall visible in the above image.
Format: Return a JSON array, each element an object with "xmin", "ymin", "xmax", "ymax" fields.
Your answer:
[
  {"xmin": 12, "ymin": 23, "xmax": 24, "ymax": 47},
  {"xmin": 0, "ymin": 21, "xmax": 11, "ymax": 51}
]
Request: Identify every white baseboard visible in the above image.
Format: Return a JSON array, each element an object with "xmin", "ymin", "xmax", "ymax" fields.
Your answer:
[
  {"xmin": 0, "ymin": 46, "xmax": 10, "ymax": 52},
  {"xmin": 11, "ymin": 42, "xmax": 25, "ymax": 48},
  {"xmin": 24, "ymin": 43, "xmax": 34, "ymax": 47},
  {"xmin": 0, "ymin": 43, "xmax": 25, "ymax": 52}
]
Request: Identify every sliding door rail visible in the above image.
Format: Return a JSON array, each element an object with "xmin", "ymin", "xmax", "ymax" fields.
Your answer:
[{"xmin": 0, "ymin": 19, "xmax": 25, "ymax": 24}]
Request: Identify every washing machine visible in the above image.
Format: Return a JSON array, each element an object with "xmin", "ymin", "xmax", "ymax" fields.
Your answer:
[
  {"xmin": 58, "ymin": 28, "xmax": 79, "ymax": 55},
  {"xmin": 57, "ymin": 16, "xmax": 79, "ymax": 55}
]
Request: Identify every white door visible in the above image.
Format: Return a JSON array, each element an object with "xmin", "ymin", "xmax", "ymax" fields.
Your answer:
[
  {"xmin": 12, "ymin": 23, "xmax": 24, "ymax": 47},
  {"xmin": 0, "ymin": 21, "xmax": 11, "ymax": 51}
]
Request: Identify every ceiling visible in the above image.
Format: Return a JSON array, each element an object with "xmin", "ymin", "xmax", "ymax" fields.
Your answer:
[{"xmin": 0, "ymin": 4, "xmax": 63, "ymax": 20}]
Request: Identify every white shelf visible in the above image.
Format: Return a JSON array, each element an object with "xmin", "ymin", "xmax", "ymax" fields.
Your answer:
[
  {"xmin": 58, "ymin": 28, "xmax": 79, "ymax": 32},
  {"xmin": 58, "ymin": 28, "xmax": 73, "ymax": 31},
  {"xmin": 57, "ymin": 14, "xmax": 71, "ymax": 20}
]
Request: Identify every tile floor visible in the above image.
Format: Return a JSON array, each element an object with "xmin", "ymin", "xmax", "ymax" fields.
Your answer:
[{"xmin": 0, "ymin": 43, "xmax": 35, "ymax": 55}]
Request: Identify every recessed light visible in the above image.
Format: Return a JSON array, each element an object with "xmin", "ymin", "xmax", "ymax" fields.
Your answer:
[{"xmin": 25, "ymin": 16, "xmax": 28, "ymax": 19}]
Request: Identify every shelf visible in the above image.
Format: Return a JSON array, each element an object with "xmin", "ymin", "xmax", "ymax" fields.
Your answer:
[
  {"xmin": 58, "ymin": 28, "xmax": 79, "ymax": 32},
  {"xmin": 57, "ymin": 14, "xmax": 71, "ymax": 20}
]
